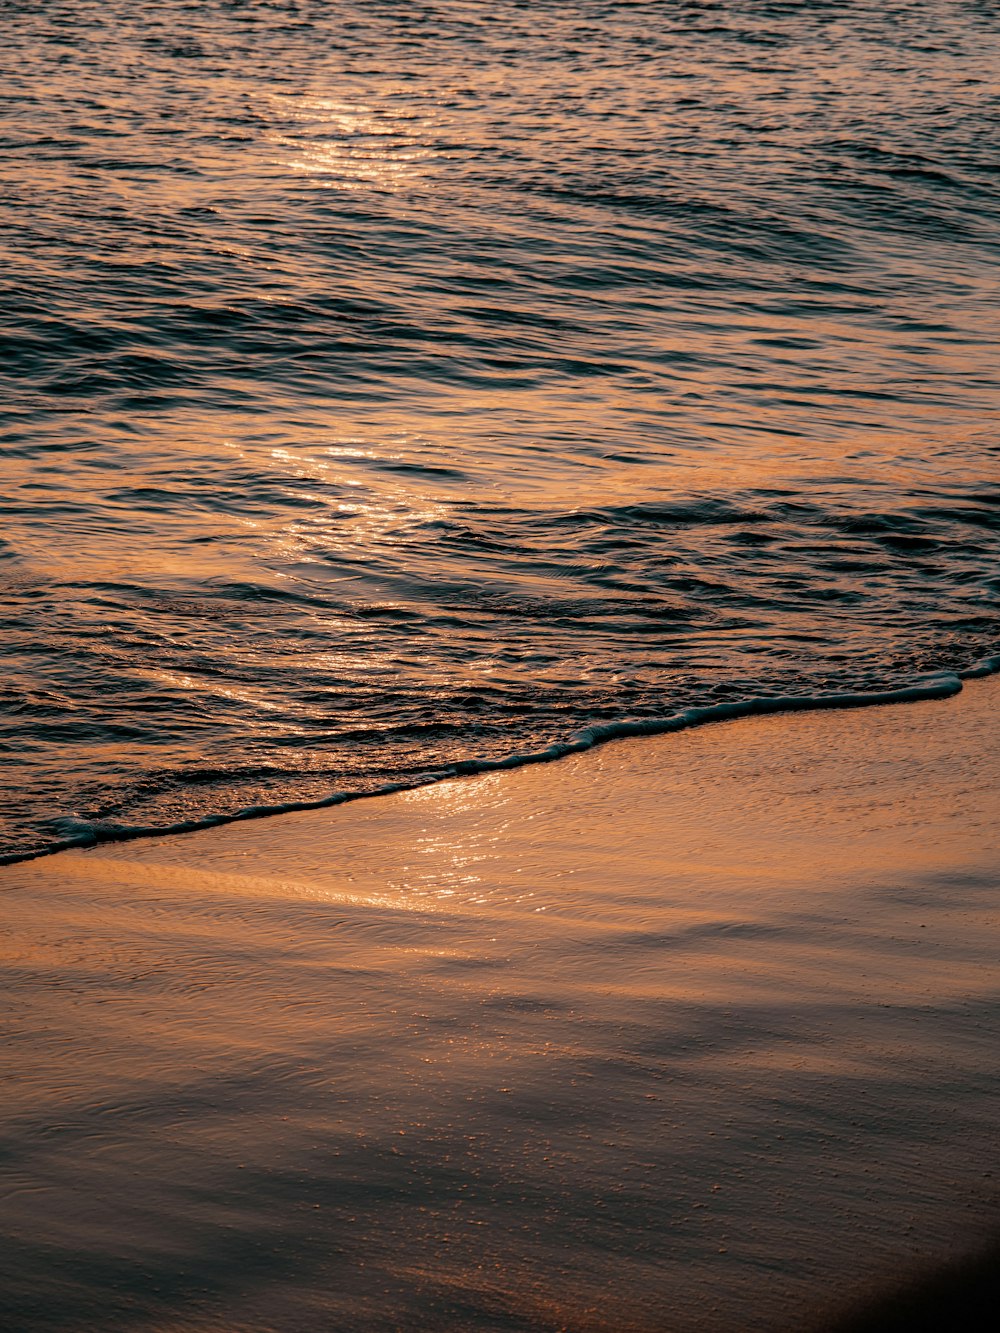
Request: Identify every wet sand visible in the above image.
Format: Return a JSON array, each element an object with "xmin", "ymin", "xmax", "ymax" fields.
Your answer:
[{"xmin": 2, "ymin": 677, "xmax": 999, "ymax": 1332}]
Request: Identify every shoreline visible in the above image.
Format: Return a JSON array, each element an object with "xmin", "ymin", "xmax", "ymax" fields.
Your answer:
[
  {"xmin": 2, "ymin": 672, "xmax": 998, "ymax": 1330},
  {"xmin": 4, "ymin": 653, "xmax": 997, "ymax": 871}
]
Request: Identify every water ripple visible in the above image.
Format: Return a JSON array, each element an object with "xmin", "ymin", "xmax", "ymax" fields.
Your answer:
[{"xmin": 1, "ymin": 0, "xmax": 998, "ymax": 859}]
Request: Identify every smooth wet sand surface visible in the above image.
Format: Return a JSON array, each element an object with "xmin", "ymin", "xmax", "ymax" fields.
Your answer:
[{"xmin": 2, "ymin": 679, "xmax": 999, "ymax": 1331}]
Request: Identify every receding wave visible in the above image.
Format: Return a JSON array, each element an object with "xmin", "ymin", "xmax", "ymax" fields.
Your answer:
[{"xmin": 3, "ymin": 659, "xmax": 997, "ymax": 868}]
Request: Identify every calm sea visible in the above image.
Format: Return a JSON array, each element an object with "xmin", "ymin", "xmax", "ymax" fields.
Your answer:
[{"xmin": 2, "ymin": 0, "xmax": 998, "ymax": 862}]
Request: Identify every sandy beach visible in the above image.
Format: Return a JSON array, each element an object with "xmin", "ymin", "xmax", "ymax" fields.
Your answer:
[{"xmin": 2, "ymin": 677, "xmax": 999, "ymax": 1332}]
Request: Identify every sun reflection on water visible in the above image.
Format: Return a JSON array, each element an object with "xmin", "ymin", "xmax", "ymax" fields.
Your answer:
[{"xmin": 269, "ymin": 94, "xmax": 434, "ymax": 191}]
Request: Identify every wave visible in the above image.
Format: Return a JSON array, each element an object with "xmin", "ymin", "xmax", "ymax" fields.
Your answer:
[{"xmin": 4, "ymin": 656, "xmax": 995, "ymax": 871}]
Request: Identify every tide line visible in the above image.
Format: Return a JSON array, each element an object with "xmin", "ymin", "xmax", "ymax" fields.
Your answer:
[{"xmin": 2, "ymin": 654, "xmax": 996, "ymax": 870}]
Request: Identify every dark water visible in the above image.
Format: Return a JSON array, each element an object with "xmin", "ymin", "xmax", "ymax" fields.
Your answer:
[{"xmin": 2, "ymin": 0, "xmax": 998, "ymax": 860}]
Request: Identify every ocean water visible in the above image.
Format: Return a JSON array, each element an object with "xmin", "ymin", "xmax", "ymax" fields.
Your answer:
[{"xmin": 2, "ymin": 0, "xmax": 998, "ymax": 862}]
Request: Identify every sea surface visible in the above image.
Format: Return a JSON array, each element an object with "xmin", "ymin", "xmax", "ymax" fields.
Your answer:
[{"xmin": 2, "ymin": 0, "xmax": 998, "ymax": 861}]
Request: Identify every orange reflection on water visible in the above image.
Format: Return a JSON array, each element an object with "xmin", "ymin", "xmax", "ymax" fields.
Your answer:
[{"xmin": 268, "ymin": 92, "xmax": 435, "ymax": 192}]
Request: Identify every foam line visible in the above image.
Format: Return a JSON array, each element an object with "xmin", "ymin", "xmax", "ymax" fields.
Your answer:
[
  {"xmin": 958, "ymin": 653, "xmax": 1000, "ymax": 680},
  {"xmin": 2, "ymin": 658, "xmax": 996, "ymax": 870}
]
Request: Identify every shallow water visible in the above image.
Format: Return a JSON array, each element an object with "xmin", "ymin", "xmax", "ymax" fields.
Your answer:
[
  {"xmin": 3, "ymin": 677, "xmax": 999, "ymax": 1332},
  {"xmin": 2, "ymin": 0, "xmax": 999, "ymax": 859}
]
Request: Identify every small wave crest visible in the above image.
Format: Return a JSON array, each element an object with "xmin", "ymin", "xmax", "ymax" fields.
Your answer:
[{"xmin": 4, "ymin": 660, "xmax": 994, "ymax": 870}]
